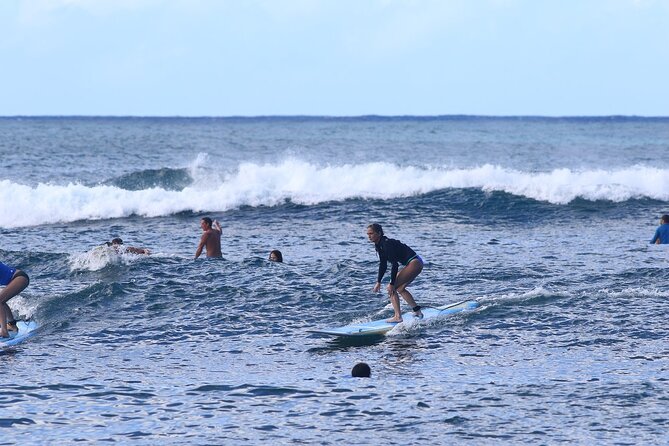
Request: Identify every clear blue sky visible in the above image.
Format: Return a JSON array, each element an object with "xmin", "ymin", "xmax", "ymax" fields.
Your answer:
[{"xmin": 1, "ymin": 0, "xmax": 667, "ymax": 116}]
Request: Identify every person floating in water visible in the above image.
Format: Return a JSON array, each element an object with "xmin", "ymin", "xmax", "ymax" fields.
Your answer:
[
  {"xmin": 366, "ymin": 223, "xmax": 423, "ymax": 323},
  {"xmin": 351, "ymin": 362, "xmax": 371, "ymax": 378},
  {"xmin": 650, "ymin": 214, "xmax": 669, "ymax": 244},
  {"xmin": 0, "ymin": 261, "xmax": 29, "ymax": 338},
  {"xmin": 268, "ymin": 250, "xmax": 283, "ymax": 262},
  {"xmin": 195, "ymin": 217, "xmax": 222, "ymax": 259},
  {"xmin": 107, "ymin": 238, "xmax": 150, "ymax": 255}
]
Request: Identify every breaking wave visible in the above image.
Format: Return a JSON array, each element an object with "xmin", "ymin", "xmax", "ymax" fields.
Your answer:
[{"xmin": 2, "ymin": 157, "xmax": 668, "ymax": 228}]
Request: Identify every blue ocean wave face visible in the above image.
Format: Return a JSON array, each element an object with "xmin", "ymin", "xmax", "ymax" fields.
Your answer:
[
  {"xmin": 1, "ymin": 116, "xmax": 669, "ymax": 445},
  {"xmin": 104, "ymin": 167, "xmax": 193, "ymax": 191}
]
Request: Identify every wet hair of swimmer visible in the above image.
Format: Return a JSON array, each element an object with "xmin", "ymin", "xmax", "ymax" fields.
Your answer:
[
  {"xmin": 351, "ymin": 362, "xmax": 371, "ymax": 378},
  {"xmin": 662, "ymin": 215, "xmax": 669, "ymax": 224},
  {"xmin": 269, "ymin": 250, "xmax": 283, "ymax": 262},
  {"xmin": 201, "ymin": 217, "xmax": 213, "ymax": 227},
  {"xmin": 367, "ymin": 223, "xmax": 384, "ymax": 236},
  {"xmin": 111, "ymin": 238, "xmax": 123, "ymax": 245}
]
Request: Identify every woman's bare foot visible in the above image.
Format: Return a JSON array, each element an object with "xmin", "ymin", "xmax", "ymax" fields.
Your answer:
[{"xmin": 385, "ymin": 316, "xmax": 402, "ymax": 323}]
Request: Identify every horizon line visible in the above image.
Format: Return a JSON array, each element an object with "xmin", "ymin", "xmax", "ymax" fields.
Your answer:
[{"xmin": 1, "ymin": 113, "xmax": 667, "ymax": 120}]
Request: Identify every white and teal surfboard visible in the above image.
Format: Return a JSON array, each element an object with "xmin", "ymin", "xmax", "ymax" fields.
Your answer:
[
  {"xmin": 310, "ymin": 300, "xmax": 478, "ymax": 337},
  {"xmin": 0, "ymin": 321, "xmax": 39, "ymax": 348}
]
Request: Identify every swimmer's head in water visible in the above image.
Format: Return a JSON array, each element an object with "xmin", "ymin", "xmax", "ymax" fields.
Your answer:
[
  {"xmin": 351, "ymin": 362, "xmax": 371, "ymax": 378},
  {"xmin": 269, "ymin": 250, "xmax": 283, "ymax": 262}
]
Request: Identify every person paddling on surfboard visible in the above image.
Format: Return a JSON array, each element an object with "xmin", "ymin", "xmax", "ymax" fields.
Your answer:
[
  {"xmin": 367, "ymin": 223, "xmax": 424, "ymax": 323},
  {"xmin": 107, "ymin": 238, "xmax": 150, "ymax": 255},
  {"xmin": 0, "ymin": 261, "xmax": 29, "ymax": 338}
]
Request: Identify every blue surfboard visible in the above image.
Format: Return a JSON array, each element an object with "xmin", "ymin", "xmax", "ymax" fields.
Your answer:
[
  {"xmin": 309, "ymin": 300, "xmax": 478, "ymax": 337},
  {"xmin": 0, "ymin": 321, "xmax": 39, "ymax": 348}
]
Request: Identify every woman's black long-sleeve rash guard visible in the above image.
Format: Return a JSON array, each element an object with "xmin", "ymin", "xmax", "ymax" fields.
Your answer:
[{"xmin": 374, "ymin": 236, "xmax": 417, "ymax": 285}]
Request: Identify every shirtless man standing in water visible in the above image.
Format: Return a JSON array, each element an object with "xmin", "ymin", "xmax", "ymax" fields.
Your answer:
[{"xmin": 194, "ymin": 217, "xmax": 222, "ymax": 259}]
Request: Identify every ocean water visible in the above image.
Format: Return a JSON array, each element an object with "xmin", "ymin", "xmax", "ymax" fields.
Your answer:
[{"xmin": 1, "ymin": 116, "xmax": 669, "ymax": 445}]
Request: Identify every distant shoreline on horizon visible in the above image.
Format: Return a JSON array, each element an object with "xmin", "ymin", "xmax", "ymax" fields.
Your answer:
[{"xmin": 1, "ymin": 114, "xmax": 668, "ymax": 121}]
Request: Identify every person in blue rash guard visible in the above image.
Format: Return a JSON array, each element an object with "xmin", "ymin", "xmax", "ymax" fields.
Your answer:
[
  {"xmin": 0, "ymin": 261, "xmax": 29, "ymax": 338},
  {"xmin": 650, "ymin": 214, "xmax": 669, "ymax": 244},
  {"xmin": 366, "ymin": 223, "xmax": 424, "ymax": 323}
]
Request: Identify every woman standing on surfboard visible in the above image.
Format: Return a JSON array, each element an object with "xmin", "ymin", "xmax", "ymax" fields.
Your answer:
[
  {"xmin": 0, "ymin": 261, "xmax": 29, "ymax": 338},
  {"xmin": 366, "ymin": 224, "xmax": 423, "ymax": 323}
]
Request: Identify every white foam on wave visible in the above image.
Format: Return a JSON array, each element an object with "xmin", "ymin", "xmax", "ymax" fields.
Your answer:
[
  {"xmin": 2, "ymin": 159, "xmax": 669, "ymax": 228},
  {"xmin": 6, "ymin": 295, "xmax": 36, "ymax": 321},
  {"xmin": 487, "ymin": 286, "xmax": 570, "ymax": 304},
  {"xmin": 598, "ymin": 287, "xmax": 669, "ymax": 299},
  {"xmin": 68, "ymin": 245, "xmax": 147, "ymax": 272}
]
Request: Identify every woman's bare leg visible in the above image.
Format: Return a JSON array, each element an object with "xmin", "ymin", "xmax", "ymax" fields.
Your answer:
[
  {"xmin": 395, "ymin": 259, "xmax": 423, "ymax": 317},
  {"xmin": 0, "ymin": 274, "xmax": 29, "ymax": 337},
  {"xmin": 385, "ymin": 292, "xmax": 402, "ymax": 323}
]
